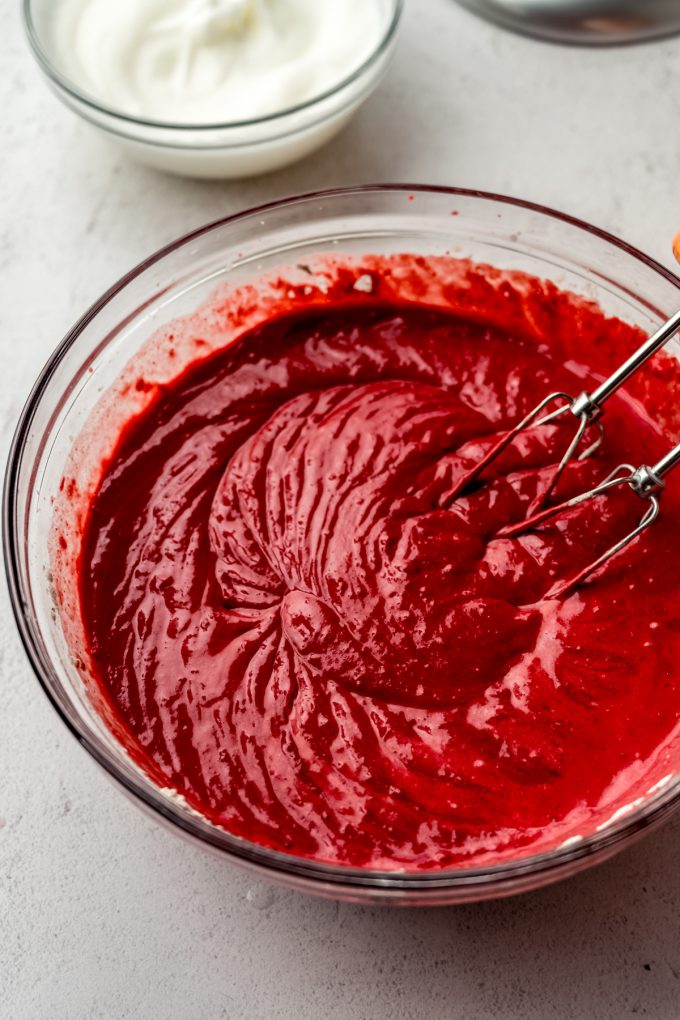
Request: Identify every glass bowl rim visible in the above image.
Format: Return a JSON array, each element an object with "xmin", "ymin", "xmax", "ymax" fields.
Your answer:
[
  {"xmin": 6, "ymin": 183, "xmax": 680, "ymax": 893},
  {"xmin": 22, "ymin": 0, "xmax": 404, "ymax": 133}
]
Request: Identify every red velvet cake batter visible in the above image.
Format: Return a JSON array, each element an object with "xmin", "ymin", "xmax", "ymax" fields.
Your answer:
[{"xmin": 77, "ymin": 264, "xmax": 680, "ymax": 870}]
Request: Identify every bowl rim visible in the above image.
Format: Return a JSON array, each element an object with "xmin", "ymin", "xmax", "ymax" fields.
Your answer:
[
  {"xmin": 22, "ymin": 0, "xmax": 404, "ymax": 133},
  {"xmin": 6, "ymin": 183, "xmax": 680, "ymax": 893},
  {"xmin": 451, "ymin": 0, "xmax": 680, "ymax": 48}
]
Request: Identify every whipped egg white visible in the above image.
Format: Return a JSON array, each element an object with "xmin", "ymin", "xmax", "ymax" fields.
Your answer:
[{"xmin": 53, "ymin": 0, "xmax": 387, "ymax": 124}]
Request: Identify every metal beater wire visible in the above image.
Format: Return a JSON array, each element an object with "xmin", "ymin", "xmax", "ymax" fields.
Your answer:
[{"xmin": 453, "ymin": 308, "xmax": 680, "ymax": 597}]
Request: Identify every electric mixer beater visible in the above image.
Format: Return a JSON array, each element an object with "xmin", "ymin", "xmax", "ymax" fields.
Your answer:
[{"xmin": 451, "ymin": 307, "xmax": 680, "ymax": 599}]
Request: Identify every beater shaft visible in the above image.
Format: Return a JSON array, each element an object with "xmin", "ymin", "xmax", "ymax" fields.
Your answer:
[{"xmin": 585, "ymin": 307, "xmax": 680, "ymax": 413}]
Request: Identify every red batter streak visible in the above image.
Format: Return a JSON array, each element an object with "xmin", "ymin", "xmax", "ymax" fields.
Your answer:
[{"xmin": 78, "ymin": 263, "xmax": 680, "ymax": 870}]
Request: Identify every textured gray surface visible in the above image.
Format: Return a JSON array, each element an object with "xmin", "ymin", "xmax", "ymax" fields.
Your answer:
[{"xmin": 2, "ymin": 1, "xmax": 680, "ymax": 1017}]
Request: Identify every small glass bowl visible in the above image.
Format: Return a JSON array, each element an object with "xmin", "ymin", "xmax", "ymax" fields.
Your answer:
[
  {"xmin": 22, "ymin": 0, "xmax": 403, "ymax": 179},
  {"xmin": 6, "ymin": 185, "xmax": 680, "ymax": 905}
]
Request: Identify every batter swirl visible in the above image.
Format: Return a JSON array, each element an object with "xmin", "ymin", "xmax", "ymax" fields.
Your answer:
[{"xmin": 80, "ymin": 294, "xmax": 680, "ymax": 869}]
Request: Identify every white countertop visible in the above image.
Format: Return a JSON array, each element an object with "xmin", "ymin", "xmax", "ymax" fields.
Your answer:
[{"xmin": 3, "ymin": 1, "xmax": 680, "ymax": 1017}]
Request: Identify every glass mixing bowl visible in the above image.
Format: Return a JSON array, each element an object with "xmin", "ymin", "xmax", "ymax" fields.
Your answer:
[
  {"xmin": 6, "ymin": 186, "xmax": 680, "ymax": 905},
  {"xmin": 22, "ymin": 0, "xmax": 403, "ymax": 179}
]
